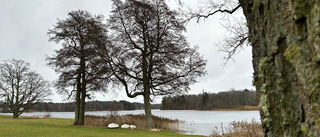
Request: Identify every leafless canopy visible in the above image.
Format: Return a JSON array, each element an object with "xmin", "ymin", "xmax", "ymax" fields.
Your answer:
[
  {"xmin": 179, "ymin": 0, "xmax": 249, "ymax": 62},
  {"xmin": 47, "ymin": 10, "xmax": 111, "ymax": 100},
  {"xmin": 100, "ymin": 0, "xmax": 207, "ymax": 99},
  {"xmin": 0, "ymin": 59, "xmax": 51, "ymax": 118}
]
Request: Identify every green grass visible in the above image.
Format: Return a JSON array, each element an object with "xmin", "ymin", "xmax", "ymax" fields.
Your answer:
[{"xmin": 0, "ymin": 115, "xmax": 201, "ymax": 137}]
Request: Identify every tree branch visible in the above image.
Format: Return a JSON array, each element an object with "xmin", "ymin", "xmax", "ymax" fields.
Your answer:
[
  {"xmin": 197, "ymin": 4, "xmax": 240, "ymax": 22},
  {"xmin": 186, "ymin": 4, "xmax": 241, "ymax": 23}
]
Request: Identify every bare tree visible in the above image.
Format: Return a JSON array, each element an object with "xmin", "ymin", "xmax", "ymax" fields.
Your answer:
[
  {"xmin": 181, "ymin": 0, "xmax": 248, "ymax": 63},
  {"xmin": 0, "ymin": 59, "xmax": 51, "ymax": 118},
  {"xmin": 97, "ymin": 0, "xmax": 206, "ymax": 128},
  {"xmin": 47, "ymin": 10, "xmax": 111, "ymax": 125}
]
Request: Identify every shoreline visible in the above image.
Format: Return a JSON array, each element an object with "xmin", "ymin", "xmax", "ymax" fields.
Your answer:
[
  {"xmin": 161, "ymin": 106, "xmax": 259, "ymax": 111},
  {"xmin": 210, "ymin": 106, "xmax": 259, "ymax": 111}
]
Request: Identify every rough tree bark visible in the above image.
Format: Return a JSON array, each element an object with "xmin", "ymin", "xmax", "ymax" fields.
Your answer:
[
  {"xmin": 239, "ymin": 0, "xmax": 320, "ymax": 136},
  {"xmin": 74, "ymin": 74, "xmax": 81, "ymax": 125}
]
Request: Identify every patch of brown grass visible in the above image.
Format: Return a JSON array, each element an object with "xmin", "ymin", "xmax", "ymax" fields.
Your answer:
[
  {"xmin": 19, "ymin": 115, "xmax": 40, "ymax": 119},
  {"xmin": 84, "ymin": 114, "xmax": 185, "ymax": 132},
  {"xmin": 210, "ymin": 119, "xmax": 264, "ymax": 137}
]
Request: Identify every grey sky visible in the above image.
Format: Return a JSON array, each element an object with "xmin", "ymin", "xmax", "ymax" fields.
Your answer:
[{"xmin": 0, "ymin": 0, "xmax": 253, "ymax": 103}]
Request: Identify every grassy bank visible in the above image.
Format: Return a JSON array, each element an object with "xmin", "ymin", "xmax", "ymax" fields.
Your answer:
[{"xmin": 0, "ymin": 115, "xmax": 200, "ymax": 137}]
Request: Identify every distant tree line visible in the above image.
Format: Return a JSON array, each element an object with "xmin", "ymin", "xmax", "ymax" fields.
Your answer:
[
  {"xmin": 161, "ymin": 89, "xmax": 258, "ymax": 110},
  {"xmin": 0, "ymin": 100, "xmax": 160, "ymax": 112}
]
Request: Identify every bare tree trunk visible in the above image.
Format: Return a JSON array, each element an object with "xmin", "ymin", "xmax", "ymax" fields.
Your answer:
[
  {"xmin": 14, "ymin": 84, "xmax": 19, "ymax": 119},
  {"xmin": 79, "ymin": 54, "xmax": 86, "ymax": 125},
  {"xmin": 240, "ymin": 0, "xmax": 320, "ymax": 136},
  {"xmin": 13, "ymin": 112, "xmax": 19, "ymax": 119},
  {"xmin": 74, "ymin": 74, "xmax": 81, "ymax": 125},
  {"xmin": 79, "ymin": 88, "xmax": 86, "ymax": 125},
  {"xmin": 143, "ymin": 92, "xmax": 154, "ymax": 128}
]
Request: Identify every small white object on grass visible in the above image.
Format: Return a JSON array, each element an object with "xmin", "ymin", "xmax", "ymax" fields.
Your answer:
[
  {"xmin": 108, "ymin": 123, "xmax": 119, "ymax": 129},
  {"xmin": 121, "ymin": 124, "xmax": 130, "ymax": 129},
  {"xmin": 149, "ymin": 128, "xmax": 161, "ymax": 132},
  {"xmin": 129, "ymin": 125, "xmax": 136, "ymax": 129}
]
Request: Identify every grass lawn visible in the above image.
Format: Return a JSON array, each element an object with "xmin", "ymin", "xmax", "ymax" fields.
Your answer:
[{"xmin": 0, "ymin": 115, "xmax": 201, "ymax": 137}]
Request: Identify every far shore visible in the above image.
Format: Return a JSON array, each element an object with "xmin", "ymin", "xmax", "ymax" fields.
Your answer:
[
  {"xmin": 161, "ymin": 106, "xmax": 259, "ymax": 111},
  {"xmin": 20, "ymin": 106, "xmax": 260, "ymax": 113},
  {"xmin": 209, "ymin": 106, "xmax": 259, "ymax": 111}
]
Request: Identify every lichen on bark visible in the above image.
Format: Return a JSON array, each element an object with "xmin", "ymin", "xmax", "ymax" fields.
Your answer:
[{"xmin": 239, "ymin": 0, "xmax": 320, "ymax": 136}]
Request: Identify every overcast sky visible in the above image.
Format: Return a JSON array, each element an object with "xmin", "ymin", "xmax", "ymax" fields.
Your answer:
[{"xmin": 0, "ymin": 0, "xmax": 253, "ymax": 103}]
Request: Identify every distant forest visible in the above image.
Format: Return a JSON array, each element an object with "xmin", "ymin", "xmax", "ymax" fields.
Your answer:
[
  {"xmin": 0, "ymin": 100, "xmax": 161, "ymax": 113},
  {"xmin": 0, "ymin": 89, "xmax": 258, "ymax": 112},
  {"xmin": 161, "ymin": 89, "xmax": 258, "ymax": 110}
]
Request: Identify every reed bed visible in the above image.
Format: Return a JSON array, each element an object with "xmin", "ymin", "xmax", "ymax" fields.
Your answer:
[
  {"xmin": 84, "ymin": 114, "xmax": 186, "ymax": 132},
  {"xmin": 19, "ymin": 113, "xmax": 51, "ymax": 119},
  {"xmin": 210, "ymin": 119, "xmax": 264, "ymax": 137}
]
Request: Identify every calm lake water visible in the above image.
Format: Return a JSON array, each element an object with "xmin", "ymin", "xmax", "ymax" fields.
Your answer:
[{"xmin": 0, "ymin": 110, "xmax": 260, "ymax": 136}]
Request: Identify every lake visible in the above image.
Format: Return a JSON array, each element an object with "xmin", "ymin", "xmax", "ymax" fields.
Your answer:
[{"xmin": 0, "ymin": 110, "xmax": 260, "ymax": 136}]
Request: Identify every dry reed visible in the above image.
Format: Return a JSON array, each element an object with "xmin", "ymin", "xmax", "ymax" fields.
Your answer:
[
  {"xmin": 19, "ymin": 113, "xmax": 51, "ymax": 119},
  {"xmin": 84, "ymin": 114, "xmax": 185, "ymax": 132},
  {"xmin": 210, "ymin": 119, "xmax": 264, "ymax": 137}
]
